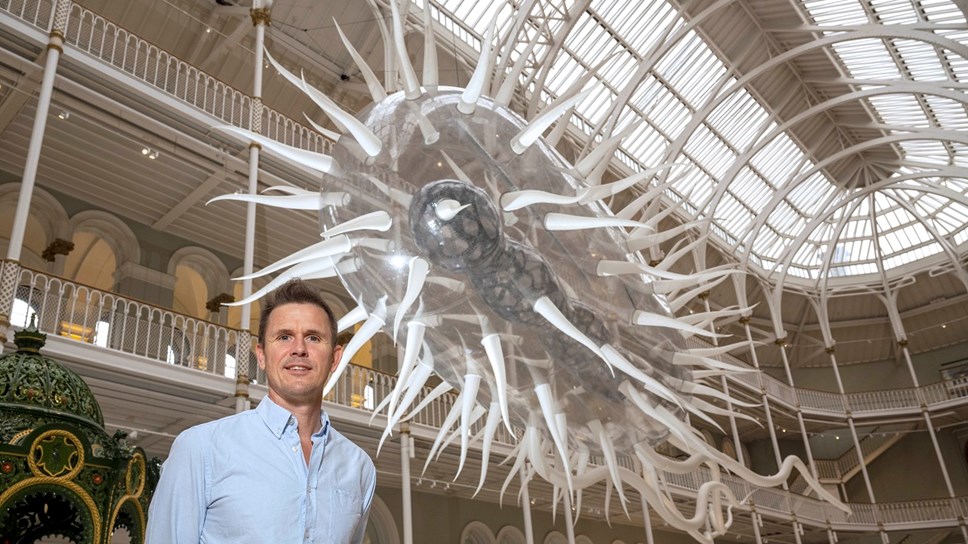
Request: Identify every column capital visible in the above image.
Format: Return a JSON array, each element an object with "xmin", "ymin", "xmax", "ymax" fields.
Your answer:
[
  {"xmin": 235, "ymin": 373, "xmax": 251, "ymax": 398},
  {"xmin": 250, "ymin": 7, "xmax": 272, "ymax": 27}
]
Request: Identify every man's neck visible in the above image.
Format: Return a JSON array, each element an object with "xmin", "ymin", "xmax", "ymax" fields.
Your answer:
[{"xmin": 269, "ymin": 392, "xmax": 323, "ymax": 436}]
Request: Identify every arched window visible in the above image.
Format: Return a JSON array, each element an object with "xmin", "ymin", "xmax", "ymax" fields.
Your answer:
[
  {"xmin": 461, "ymin": 521, "xmax": 495, "ymax": 544},
  {"xmin": 362, "ymin": 495, "xmax": 399, "ymax": 544},
  {"xmin": 496, "ymin": 525, "xmax": 526, "ymax": 544}
]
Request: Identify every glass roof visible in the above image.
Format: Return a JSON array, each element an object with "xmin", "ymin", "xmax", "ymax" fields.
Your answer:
[{"xmin": 432, "ymin": 0, "xmax": 968, "ymax": 284}]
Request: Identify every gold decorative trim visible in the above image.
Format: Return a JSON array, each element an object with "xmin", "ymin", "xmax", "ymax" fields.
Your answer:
[
  {"xmin": 9, "ymin": 428, "xmax": 32, "ymax": 445},
  {"xmin": 250, "ymin": 7, "xmax": 271, "ymax": 27},
  {"xmin": 0, "ymin": 479, "xmax": 102, "ymax": 542},
  {"xmin": 47, "ymin": 42, "xmax": 64, "ymax": 54},
  {"xmin": 108, "ymin": 497, "xmax": 145, "ymax": 540},
  {"xmin": 825, "ymin": 346, "xmax": 836, "ymax": 354},
  {"xmin": 897, "ymin": 338, "xmax": 909, "ymax": 347},
  {"xmin": 125, "ymin": 452, "xmax": 146, "ymax": 496},
  {"xmin": 27, "ymin": 429, "xmax": 85, "ymax": 480}
]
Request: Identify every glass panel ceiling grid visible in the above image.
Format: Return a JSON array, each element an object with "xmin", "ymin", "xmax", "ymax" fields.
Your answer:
[{"xmin": 430, "ymin": 0, "xmax": 968, "ymax": 282}]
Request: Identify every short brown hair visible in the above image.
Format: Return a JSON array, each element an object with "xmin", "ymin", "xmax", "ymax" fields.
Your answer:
[{"xmin": 257, "ymin": 279, "xmax": 338, "ymax": 346}]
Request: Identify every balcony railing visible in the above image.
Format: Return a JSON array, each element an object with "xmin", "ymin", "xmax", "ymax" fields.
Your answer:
[
  {"xmin": 2, "ymin": 260, "xmax": 249, "ymax": 379},
  {"xmin": 1, "ymin": 0, "xmax": 332, "ymax": 155}
]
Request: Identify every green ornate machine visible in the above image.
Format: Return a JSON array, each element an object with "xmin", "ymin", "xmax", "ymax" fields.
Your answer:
[{"xmin": 0, "ymin": 321, "xmax": 160, "ymax": 543}]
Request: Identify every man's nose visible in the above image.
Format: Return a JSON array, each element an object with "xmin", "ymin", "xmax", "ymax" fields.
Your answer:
[{"xmin": 290, "ymin": 336, "xmax": 308, "ymax": 355}]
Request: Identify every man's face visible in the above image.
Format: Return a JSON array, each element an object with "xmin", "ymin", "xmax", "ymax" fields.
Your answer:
[{"xmin": 256, "ymin": 302, "xmax": 342, "ymax": 409}]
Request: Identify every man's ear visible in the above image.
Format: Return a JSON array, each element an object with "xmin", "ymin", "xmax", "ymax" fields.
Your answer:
[
  {"xmin": 330, "ymin": 343, "xmax": 343, "ymax": 372},
  {"xmin": 255, "ymin": 343, "xmax": 266, "ymax": 370}
]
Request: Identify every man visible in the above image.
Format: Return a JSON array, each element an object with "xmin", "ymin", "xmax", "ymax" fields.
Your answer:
[{"xmin": 146, "ymin": 279, "xmax": 376, "ymax": 543}]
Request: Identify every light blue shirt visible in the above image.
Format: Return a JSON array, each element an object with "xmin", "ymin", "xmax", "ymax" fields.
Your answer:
[{"xmin": 146, "ymin": 397, "xmax": 376, "ymax": 544}]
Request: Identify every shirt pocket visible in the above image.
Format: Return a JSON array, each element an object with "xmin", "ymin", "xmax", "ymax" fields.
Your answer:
[
  {"xmin": 331, "ymin": 486, "xmax": 361, "ymax": 514},
  {"xmin": 327, "ymin": 487, "xmax": 362, "ymax": 543}
]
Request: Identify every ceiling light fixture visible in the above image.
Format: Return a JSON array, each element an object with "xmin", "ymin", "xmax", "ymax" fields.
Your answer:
[
  {"xmin": 56, "ymin": 110, "xmax": 70, "ymax": 120},
  {"xmin": 141, "ymin": 146, "xmax": 160, "ymax": 160}
]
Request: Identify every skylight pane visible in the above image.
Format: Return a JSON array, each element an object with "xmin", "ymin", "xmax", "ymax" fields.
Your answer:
[
  {"xmin": 707, "ymin": 90, "xmax": 769, "ymax": 150},
  {"xmin": 941, "ymin": 34, "xmax": 968, "ymax": 79},
  {"xmin": 544, "ymin": 53, "xmax": 586, "ymax": 95},
  {"xmin": 578, "ymin": 85, "xmax": 616, "ymax": 126},
  {"xmin": 624, "ymin": 121, "xmax": 668, "ymax": 166},
  {"xmin": 894, "ymin": 39, "xmax": 946, "ymax": 81},
  {"xmin": 923, "ymin": 95, "xmax": 968, "ymax": 129},
  {"xmin": 649, "ymin": 87, "xmax": 692, "ymax": 138},
  {"xmin": 749, "ymin": 135, "xmax": 805, "ymax": 183},
  {"xmin": 605, "ymin": 1, "xmax": 679, "ymax": 53},
  {"xmin": 921, "ymin": 0, "xmax": 967, "ymax": 23},
  {"xmin": 673, "ymin": 162, "xmax": 713, "ymax": 207},
  {"xmin": 655, "ymin": 33, "xmax": 726, "ymax": 106},
  {"xmin": 868, "ymin": 0, "xmax": 919, "ymax": 25},
  {"xmin": 898, "ymin": 140, "xmax": 949, "ymax": 164},
  {"xmin": 684, "ymin": 125, "xmax": 735, "ymax": 179},
  {"xmin": 730, "ymin": 168, "xmax": 773, "ymax": 211},
  {"xmin": 598, "ymin": 52, "xmax": 639, "ymax": 90},
  {"xmin": 787, "ymin": 173, "xmax": 835, "ymax": 216},
  {"xmin": 569, "ymin": 14, "xmax": 614, "ymax": 64},
  {"xmin": 801, "ymin": 0, "xmax": 868, "ymax": 25},
  {"xmin": 868, "ymin": 94, "xmax": 930, "ymax": 127},
  {"xmin": 717, "ymin": 193, "xmax": 754, "ymax": 236},
  {"xmin": 830, "ymin": 39, "xmax": 900, "ymax": 79},
  {"xmin": 845, "ymin": 217, "xmax": 873, "ymax": 238},
  {"xmin": 752, "ymin": 228, "xmax": 784, "ymax": 259},
  {"xmin": 766, "ymin": 200, "xmax": 804, "ymax": 236},
  {"xmin": 792, "ymin": 241, "xmax": 819, "ymax": 267}
]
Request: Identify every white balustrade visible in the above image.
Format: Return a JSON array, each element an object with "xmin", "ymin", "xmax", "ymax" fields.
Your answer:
[{"xmin": 6, "ymin": 263, "xmax": 246, "ymax": 379}]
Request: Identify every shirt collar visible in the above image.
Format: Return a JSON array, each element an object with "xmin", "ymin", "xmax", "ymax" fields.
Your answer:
[{"xmin": 256, "ymin": 396, "xmax": 330, "ymax": 439}]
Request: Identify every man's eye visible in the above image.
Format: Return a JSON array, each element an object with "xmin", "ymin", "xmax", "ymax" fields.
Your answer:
[
  {"xmin": 278, "ymin": 334, "xmax": 292, "ymax": 341},
  {"xmin": 307, "ymin": 335, "xmax": 321, "ymax": 343}
]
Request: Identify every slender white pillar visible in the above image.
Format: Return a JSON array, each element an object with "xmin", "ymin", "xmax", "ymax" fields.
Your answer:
[
  {"xmin": 642, "ymin": 500, "xmax": 654, "ymax": 544},
  {"xmin": 776, "ymin": 337, "xmax": 819, "ymax": 478},
  {"xmin": 6, "ymin": 1, "xmax": 71, "ymax": 262},
  {"xmin": 750, "ymin": 509, "xmax": 764, "ymax": 544},
  {"xmin": 562, "ymin": 487, "xmax": 575, "ymax": 544},
  {"xmin": 698, "ymin": 293, "xmax": 744, "ymax": 465},
  {"xmin": 400, "ymin": 424, "xmax": 413, "ymax": 544},
  {"xmin": 741, "ymin": 318, "xmax": 803, "ymax": 544},
  {"xmin": 520, "ymin": 464, "xmax": 534, "ymax": 544},
  {"xmin": 235, "ymin": 2, "xmax": 269, "ymax": 389}
]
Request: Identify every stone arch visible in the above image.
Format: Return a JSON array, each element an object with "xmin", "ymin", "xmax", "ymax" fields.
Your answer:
[
  {"xmin": 167, "ymin": 247, "xmax": 230, "ymax": 319},
  {"xmin": 68, "ymin": 210, "xmax": 140, "ymax": 268},
  {"xmin": 365, "ymin": 494, "xmax": 400, "ymax": 544},
  {"xmin": 66, "ymin": 210, "xmax": 140, "ymax": 291},
  {"xmin": 461, "ymin": 521, "xmax": 496, "ymax": 544},
  {"xmin": 0, "ymin": 183, "xmax": 70, "ymax": 268},
  {"xmin": 543, "ymin": 531, "xmax": 567, "ymax": 544},
  {"xmin": 496, "ymin": 525, "xmax": 526, "ymax": 544}
]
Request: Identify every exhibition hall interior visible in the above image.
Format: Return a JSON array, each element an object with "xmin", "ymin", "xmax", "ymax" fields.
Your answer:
[{"xmin": 1, "ymin": 0, "xmax": 967, "ymax": 542}]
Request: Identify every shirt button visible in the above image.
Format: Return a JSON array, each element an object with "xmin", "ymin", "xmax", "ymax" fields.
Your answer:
[{"xmin": 292, "ymin": 446, "xmax": 298, "ymax": 452}]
